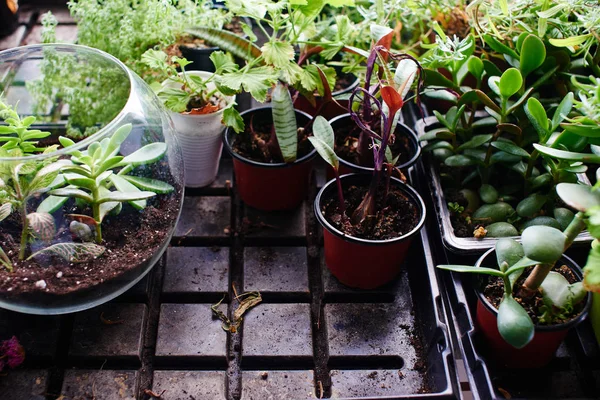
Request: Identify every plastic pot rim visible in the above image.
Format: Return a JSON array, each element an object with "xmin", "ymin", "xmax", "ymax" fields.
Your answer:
[{"xmin": 315, "ymin": 172, "xmax": 426, "ymax": 246}]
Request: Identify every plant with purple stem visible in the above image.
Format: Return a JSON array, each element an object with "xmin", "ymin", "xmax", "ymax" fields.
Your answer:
[{"xmin": 310, "ymin": 44, "xmax": 422, "ymax": 228}]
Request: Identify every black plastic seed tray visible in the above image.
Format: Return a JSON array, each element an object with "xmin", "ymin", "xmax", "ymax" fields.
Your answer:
[{"xmin": 413, "ymin": 158, "xmax": 600, "ymax": 399}]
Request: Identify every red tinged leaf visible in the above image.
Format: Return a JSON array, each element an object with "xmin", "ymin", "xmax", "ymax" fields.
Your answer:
[{"xmin": 380, "ymin": 85, "xmax": 404, "ymax": 118}]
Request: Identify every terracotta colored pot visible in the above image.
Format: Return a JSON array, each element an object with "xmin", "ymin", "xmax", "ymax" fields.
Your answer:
[
  {"xmin": 224, "ymin": 107, "xmax": 316, "ymax": 211},
  {"xmin": 324, "ymin": 114, "xmax": 422, "ymax": 180},
  {"xmin": 474, "ymin": 249, "xmax": 592, "ymax": 368},
  {"xmin": 293, "ymin": 74, "xmax": 359, "ymax": 120},
  {"xmin": 315, "ymin": 173, "xmax": 426, "ymax": 289}
]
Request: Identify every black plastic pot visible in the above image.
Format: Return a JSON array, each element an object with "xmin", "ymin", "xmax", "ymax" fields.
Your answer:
[
  {"xmin": 0, "ymin": 0, "xmax": 18, "ymax": 38},
  {"xmin": 315, "ymin": 173, "xmax": 426, "ymax": 289},
  {"xmin": 412, "ymin": 106, "xmax": 593, "ymax": 254},
  {"xmin": 326, "ymin": 113, "xmax": 420, "ymax": 179}
]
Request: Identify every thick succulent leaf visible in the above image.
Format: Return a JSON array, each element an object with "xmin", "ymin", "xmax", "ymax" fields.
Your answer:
[
  {"xmin": 186, "ymin": 27, "xmax": 262, "ymax": 61},
  {"xmin": 525, "ymin": 97, "xmax": 548, "ymax": 140},
  {"xmin": 0, "ymin": 202, "xmax": 12, "ymax": 222},
  {"xmin": 107, "ymin": 124, "xmax": 133, "ymax": 155},
  {"xmin": 64, "ymin": 174, "xmax": 96, "ymax": 191},
  {"xmin": 97, "ymin": 190, "xmax": 156, "ymax": 204},
  {"xmin": 109, "ymin": 175, "xmax": 146, "ymax": 210},
  {"xmin": 519, "ymin": 35, "xmax": 546, "ymax": 78},
  {"xmin": 561, "ymin": 123, "xmax": 600, "ymax": 138},
  {"xmin": 496, "ymin": 239, "xmax": 525, "ymax": 269},
  {"xmin": 436, "ymin": 264, "xmax": 505, "ymax": 277},
  {"xmin": 556, "ymin": 183, "xmax": 600, "ymax": 212},
  {"xmin": 117, "ymin": 143, "xmax": 167, "ymax": 167},
  {"xmin": 457, "ymin": 134, "xmax": 493, "ymax": 151},
  {"xmin": 497, "ymin": 295, "xmax": 535, "ymax": 349},
  {"xmin": 121, "ymin": 176, "xmax": 174, "ymax": 194},
  {"xmin": 483, "ymin": 35, "xmax": 519, "ymax": 59},
  {"xmin": 444, "ymin": 155, "xmax": 476, "ymax": 167},
  {"xmin": 584, "ymin": 242, "xmax": 600, "ymax": 292},
  {"xmin": 491, "ymin": 141, "xmax": 529, "ymax": 158},
  {"xmin": 49, "ymin": 188, "xmax": 93, "ymax": 203},
  {"xmin": 37, "ymin": 195, "xmax": 68, "ymax": 214},
  {"xmin": 271, "ymin": 82, "xmax": 298, "ymax": 163},
  {"xmin": 521, "ymin": 225, "xmax": 566, "ymax": 263},
  {"xmin": 26, "ymin": 212, "xmax": 56, "ymax": 242},
  {"xmin": 499, "ymin": 68, "xmax": 523, "ymax": 98},
  {"xmin": 97, "ymin": 186, "xmax": 119, "ymax": 223},
  {"xmin": 28, "ymin": 242, "xmax": 105, "ymax": 263},
  {"xmin": 551, "ymin": 93, "xmax": 573, "ymax": 132},
  {"xmin": 533, "ymin": 144, "xmax": 600, "ymax": 163},
  {"xmin": 541, "ymin": 271, "xmax": 586, "ymax": 308},
  {"xmin": 549, "ymin": 34, "xmax": 591, "ymax": 47}
]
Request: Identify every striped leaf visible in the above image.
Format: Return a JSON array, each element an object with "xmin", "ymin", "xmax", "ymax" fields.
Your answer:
[
  {"xmin": 272, "ymin": 83, "xmax": 298, "ymax": 163},
  {"xmin": 27, "ymin": 212, "xmax": 56, "ymax": 242},
  {"xmin": 28, "ymin": 242, "xmax": 105, "ymax": 263},
  {"xmin": 0, "ymin": 203, "xmax": 12, "ymax": 222},
  {"xmin": 186, "ymin": 27, "xmax": 262, "ymax": 62}
]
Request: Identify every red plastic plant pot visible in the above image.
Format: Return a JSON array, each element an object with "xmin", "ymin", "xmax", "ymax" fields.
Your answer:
[
  {"xmin": 293, "ymin": 75, "xmax": 360, "ymax": 120},
  {"xmin": 224, "ymin": 107, "xmax": 316, "ymax": 211},
  {"xmin": 324, "ymin": 114, "xmax": 422, "ymax": 180},
  {"xmin": 474, "ymin": 248, "xmax": 592, "ymax": 369},
  {"xmin": 315, "ymin": 173, "xmax": 426, "ymax": 289}
]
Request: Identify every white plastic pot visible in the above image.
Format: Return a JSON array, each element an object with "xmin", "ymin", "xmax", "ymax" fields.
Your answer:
[{"xmin": 164, "ymin": 71, "xmax": 235, "ymax": 187}]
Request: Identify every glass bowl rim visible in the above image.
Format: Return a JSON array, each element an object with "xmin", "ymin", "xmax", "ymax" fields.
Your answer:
[{"xmin": 0, "ymin": 43, "xmax": 135, "ymax": 162}]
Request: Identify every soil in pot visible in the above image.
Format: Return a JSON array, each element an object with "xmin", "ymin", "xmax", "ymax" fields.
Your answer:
[
  {"xmin": 483, "ymin": 264, "xmax": 586, "ymax": 326},
  {"xmin": 0, "ymin": 168, "xmax": 182, "ymax": 299},
  {"xmin": 165, "ymin": 16, "xmax": 245, "ymax": 57},
  {"xmin": 231, "ymin": 117, "xmax": 312, "ymax": 163},
  {"xmin": 334, "ymin": 111, "xmax": 414, "ymax": 168},
  {"xmin": 322, "ymin": 179, "xmax": 420, "ymax": 240}
]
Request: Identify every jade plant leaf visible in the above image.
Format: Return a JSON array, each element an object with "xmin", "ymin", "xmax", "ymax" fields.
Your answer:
[
  {"xmin": 556, "ymin": 183, "xmax": 600, "ymax": 212},
  {"xmin": 109, "ymin": 175, "xmax": 147, "ymax": 210},
  {"xmin": 121, "ymin": 176, "xmax": 174, "ymax": 194},
  {"xmin": 37, "ymin": 195, "xmax": 68, "ymax": 214},
  {"xmin": 521, "ymin": 225, "xmax": 566, "ymax": 263},
  {"xmin": 533, "ymin": 144, "xmax": 600, "ymax": 163},
  {"xmin": 491, "ymin": 141, "xmax": 530, "ymax": 158},
  {"xmin": 549, "ymin": 34, "xmax": 591, "ymax": 48},
  {"xmin": 117, "ymin": 143, "xmax": 167, "ymax": 167},
  {"xmin": 540, "ymin": 271, "xmax": 586, "ymax": 309},
  {"xmin": 498, "ymin": 68, "xmax": 523, "ymax": 99},
  {"xmin": 497, "ymin": 295, "xmax": 535, "ymax": 349},
  {"xmin": 551, "ymin": 93, "xmax": 573, "ymax": 132},
  {"xmin": 560, "ymin": 123, "xmax": 600, "ymax": 138},
  {"xmin": 96, "ymin": 190, "xmax": 156, "ymax": 204},
  {"xmin": 26, "ymin": 212, "xmax": 56, "ymax": 242},
  {"xmin": 28, "ymin": 242, "xmax": 105, "ymax": 263},
  {"xmin": 519, "ymin": 35, "xmax": 546, "ymax": 78},
  {"xmin": 525, "ymin": 97, "xmax": 549, "ymax": 140},
  {"xmin": 271, "ymin": 82, "xmax": 298, "ymax": 163}
]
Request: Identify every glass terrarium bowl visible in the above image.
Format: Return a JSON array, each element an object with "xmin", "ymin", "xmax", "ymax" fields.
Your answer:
[{"xmin": 0, "ymin": 44, "xmax": 184, "ymax": 314}]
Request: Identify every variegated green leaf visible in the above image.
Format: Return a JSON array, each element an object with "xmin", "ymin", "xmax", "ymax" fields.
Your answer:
[
  {"xmin": 26, "ymin": 212, "xmax": 56, "ymax": 242},
  {"xmin": 28, "ymin": 242, "xmax": 105, "ymax": 263},
  {"xmin": 121, "ymin": 176, "xmax": 174, "ymax": 194},
  {"xmin": 186, "ymin": 27, "xmax": 262, "ymax": 61},
  {"xmin": 0, "ymin": 202, "xmax": 12, "ymax": 222},
  {"xmin": 116, "ymin": 143, "xmax": 167, "ymax": 167},
  {"xmin": 272, "ymin": 82, "xmax": 298, "ymax": 163}
]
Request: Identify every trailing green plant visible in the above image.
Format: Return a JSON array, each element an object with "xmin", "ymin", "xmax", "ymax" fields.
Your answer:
[
  {"xmin": 0, "ymin": 100, "xmax": 52, "ymax": 154},
  {"xmin": 67, "ymin": 0, "xmax": 231, "ymax": 80},
  {"xmin": 141, "ymin": 49, "xmax": 243, "ymax": 132},
  {"xmin": 46, "ymin": 123, "xmax": 174, "ymax": 244}
]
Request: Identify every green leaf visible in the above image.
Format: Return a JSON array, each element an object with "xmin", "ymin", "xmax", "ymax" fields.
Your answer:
[
  {"xmin": 424, "ymin": 69, "xmax": 460, "ymax": 90},
  {"xmin": 483, "ymin": 35, "xmax": 519, "ymax": 59},
  {"xmin": 521, "ymin": 225, "xmax": 566, "ymax": 263},
  {"xmin": 561, "ymin": 123, "xmax": 600, "ymax": 138},
  {"xmin": 556, "ymin": 183, "xmax": 600, "ymax": 212},
  {"xmin": 497, "ymin": 295, "xmax": 535, "ymax": 349},
  {"xmin": 541, "ymin": 271, "xmax": 586, "ymax": 309},
  {"xmin": 261, "ymin": 41, "xmax": 295, "ymax": 69},
  {"xmin": 516, "ymin": 193, "xmax": 547, "ymax": 218},
  {"xmin": 218, "ymin": 67, "xmax": 278, "ymax": 103},
  {"xmin": 519, "ymin": 35, "xmax": 546, "ymax": 78},
  {"xmin": 64, "ymin": 174, "xmax": 97, "ymax": 191},
  {"xmin": 28, "ymin": 242, "xmax": 105, "ymax": 263},
  {"xmin": 467, "ymin": 56, "xmax": 484, "ymax": 80},
  {"xmin": 474, "ymin": 90, "xmax": 501, "ymax": 113},
  {"xmin": 118, "ymin": 143, "xmax": 167, "ymax": 167},
  {"xmin": 499, "ymin": 68, "xmax": 523, "ymax": 98},
  {"xmin": 504, "ymin": 257, "xmax": 541, "ymax": 277},
  {"xmin": 525, "ymin": 97, "xmax": 548, "ymax": 140},
  {"xmin": 186, "ymin": 27, "xmax": 262, "ymax": 61},
  {"xmin": 37, "ymin": 195, "xmax": 68, "ymax": 214},
  {"xmin": 271, "ymin": 82, "xmax": 298, "ymax": 163},
  {"xmin": 49, "ymin": 188, "xmax": 93, "ymax": 203},
  {"xmin": 97, "ymin": 190, "xmax": 156, "ymax": 204},
  {"xmin": 457, "ymin": 134, "xmax": 493, "ymax": 151},
  {"xmin": 222, "ymin": 105, "xmax": 244, "ymax": 133},
  {"xmin": 121, "ymin": 175, "xmax": 174, "ymax": 194},
  {"xmin": 444, "ymin": 155, "xmax": 476, "ymax": 167},
  {"xmin": 437, "ymin": 264, "xmax": 505, "ymax": 277},
  {"xmin": 551, "ymin": 93, "xmax": 573, "ymax": 132},
  {"xmin": 97, "ymin": 186, "xmax": 119, "ymax": 222},
  {"xmin": 549, "ymin": 34, "xmax": 591, "ymax": 48},
  {"xmin": 210, "ymin": 51, "xmax": 238, "ymax": 73},
  {"xmin": 109, "ymin": 175, "xmax": 147, "ymax": 210},
  {"xmin": 534, "ymin": 144, "xmax": 600, "ymax": 163},
  {"xmin": 312, "ymin": 116, "xmax": 335, "ymax": 150},
  {"xmin": 107, "ymin": 124, "xmax": 133, "ymax": 155},
  {"xmin": 491, "ymin": 141, "xmax": 530, "ymax": 158},
  {"xmin": 394, "ymin": 59, "xmax": 418, "ymax": 100},
  {"xmin": 0, "ymin": 202, "xmax": 12, "ymax": 222},
  {"xmin": 26, "ymin": 212, "xmax": 55, "ymax": 242},
  {"xmin": 583, "ymin": 242, "xmax": 600, "ymax": 291}
]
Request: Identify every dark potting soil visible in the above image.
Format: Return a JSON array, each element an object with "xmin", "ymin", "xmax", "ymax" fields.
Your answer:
[
  {"xmin": 483, "ymin": 264, "xmax": 584, "ymax": 325},
  {"xmin": 445, "ymin": 188, "xmax": 474, "ymax": 237},
  {"xmin": 334, "ymin": 113, "xmax": 413, "ymax": 168},
  {"xmin": 231, "ymin": 117, "xmax": 312, "ymax": 163},
  {"xmin": 322, "ymin": 181, "xmax": 419, "ymax": 240},
  {"xmin": 333, "ymin": 73, "xmax": 355, "ymax": 93},
  {"xmin": 0, "ymin": 187, "xmax": 182, "ymax": 297}
]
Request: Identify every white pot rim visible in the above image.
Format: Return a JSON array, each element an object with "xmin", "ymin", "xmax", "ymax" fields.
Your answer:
[{"xmin": 162, "ymin": 70, "xmax": 235, "ymax": 119}]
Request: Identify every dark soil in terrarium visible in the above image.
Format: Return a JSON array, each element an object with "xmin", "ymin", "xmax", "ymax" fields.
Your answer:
[
  {"xmin": 483, "ymin": 264, "xmax": 585, "ymax": 325},
  {"xmin": 322, "ymin": 180, "xmax": 420, "ymax": 240},
  {"xmin": 0, "ymin": 186, "xmax": 182, "ymax": 297},
  {"xmin": 334, "ymin": 113, "xmax": 413, "ymax": 168},
  {"xmin": 231, "ymin": 116, "xmax": 312, "ymax": 163}
]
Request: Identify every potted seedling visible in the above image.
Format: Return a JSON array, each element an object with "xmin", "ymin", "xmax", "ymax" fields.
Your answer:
[
  {"xmin": 437, "ymin": 171, "xmax": 600, "ymax": 367},
  {"xmin": 223, "ymin": 82, "xmax": 316, "ymax": 210},
  {"xmin": 142, "ymin": 49, "xmax": 240, "ymax": 187},
  {"xmin": 0, "ymin": 44, "xmax": 184, "ymax": 315},
  {"xmin": 309, "ymin": 45, "xmax": 426, "ymax": 289}
]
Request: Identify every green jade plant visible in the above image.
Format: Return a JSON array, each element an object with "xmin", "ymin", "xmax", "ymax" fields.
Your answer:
[{"xmin": 45, "ymin": 123, "xmax": 174, "ymax": 244}]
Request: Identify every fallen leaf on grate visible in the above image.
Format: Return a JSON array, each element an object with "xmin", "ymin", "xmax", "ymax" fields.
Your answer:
[
  {"xmin": 211, "ymin": 290, "xmax": 262, "ymax": 333},
  {"xmin": 144, "ymin": 389, "xmax": 166, "ymax": 398}
]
